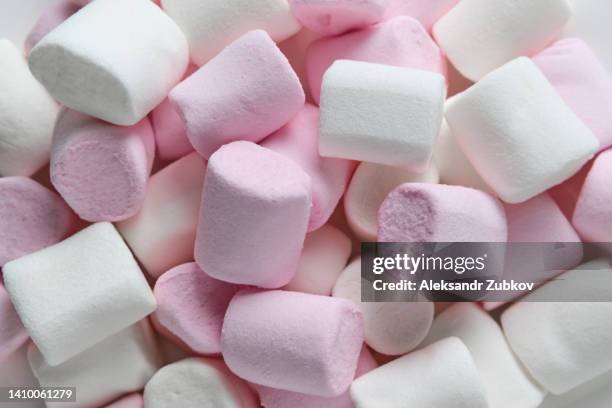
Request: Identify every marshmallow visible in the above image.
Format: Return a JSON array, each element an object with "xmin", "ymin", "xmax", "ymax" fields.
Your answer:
[
  {"xmin": 0, "ymin": 39, "xmax": 58, "ymax": 177},
  {"xmin": 446, "ymin": 57, "xmax": 599, "ymax": 203},
  {"xmin": 29, "ymin": 0, "xmax": 188, "ymax": 125},
  {"xmin": 320, "ymin": 60, "xmax": 445, "ymax": 170},
  {"xmin": 288, "ymin": 0, "xmax": 387, "ymax": 36},
  {"xmin": 278, "ymin": 29, "xmax": 322, "ymax": 102},
  {"xmin": 24, "ymin": 1, "xmax": 80, "ymax": 54},
  {"xmin": 143, "ymin": 358, "xmax": 258, "ymax": 408},
  {"xmin": 0, "ymin": 177, "xmax": 74, "ymax": 266},
  {"xmin": 117, "ymin": 153, "xmax": 206, "ymax": 278},
  {"xmin": 573, "ymin": 149, "xmax": 612, "ymax": 242},
  {"xmin": 539, "ymin": 370, "xmax": 612, "ymax": 408},
  {"xmin": 351, "ymin": 337, "xmax": 488, "ymax": 408},
  {"xmin": 433, "ymin": 0, "xmax": 571, "ymax": 81},
  {"xmin": 306, "ymin": 16, "xmax": 446, "ymax": 104},
  {"xmin": 344, "ymin": 161, "xmax": 439, "ymax": 241},
  {"xmin": 195, "ymin": 142, "xmax": 311, "ymax": 288},
  {"xmin": 3, "ymin": 222, "xmax": 156, "ymax": 366},
  {"xmin": 421, "ymin": 303, "xmax": 545, "ymax": 408},
  {"xmin": 533, "ymin": 38, "xmax": 612, "ymax": 152},
  {"xmin": 378, "ymin": 183, "xmax": 507, "ymax": 242},
  {"xmin": 262, "ymin": 104, "xmax": 354, "ymax": 231},
  {"xmin": 104, "ymin": 394, "xmax": 143, "ymax": 408},
  {"xmin": 152, "ymin": 263, "xmax": 239, "ymax": 355},
  {"xmin": 0, "ymin": 283, "xmax": 28, "ymax": 362},
  {"xmin": 170, "ymin": 30, "xmax": 304, "ymax": 159},
  {"xmin": 221, "ymin": 289, "xmax": 364, "ymax": 396},
  {"xmin": 50, "ymin": 108, "xmax": 155, "ymax": 222},
  {"xmin": 29, "ymin": 320, "xmax": 161, "ymax": 408},
  {"xmin": 161, "ymin": 0, "xmax": 300, "ymax": 66},
  {"xmin": 502, "ymin": 259, "xmax": 612, "ymax": 394},
  {"xmin": 548, "ymin": 160, "xmax": 594, "ymax": 220},
  {"xmin": 283, "ymin": 224, "xmax": 352, "ymax": 296},
  {"xmin": 333, "ymin": 258, "xmax": 433, "ymax": 355},
  {"xmin": 383, "ymin": 0, "xmax": 458, "ymax": 31},
  {"xmin": 0, "ymin": 343, "xmax": 40, "ymax": 390}
]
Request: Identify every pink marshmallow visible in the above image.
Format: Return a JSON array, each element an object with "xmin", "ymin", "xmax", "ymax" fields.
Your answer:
[
  {"xmin": 262, "ymin": 103, "xmax": 355, "ymax": 231},
  {"xmin": 548, "ymin": 159, "xmax": 593, "ymax": 220},
  {"xmin": 104, "ymin": 393, "xmax": 143, "ymax": 408},
  {"xmin": 533, "ymin": 38, "xmax": 612, "ymax": 152},
  {"xmin": 152, "ymin": 262, "xmax": 239, "ymax": 355},
  {"xmin": 278, "ymin": 29, "xmax": 323, "ymax": 102},
  {"xmin": 306, "ymin": 16, "xmax": 446, "ymax": 104},
  {"xmin": 0, "ymin": 283, "xmax": 28, "ymax": 362},
  {"xmin": 195, "ymin": 141, "xmax": 311, "ymax": 288},
  {"xmin": 50, "ymin": 108, "xmax": 155, "ymax": 222},
  {"xmin": 221, "ymin": 289, "xmax": 364, "ymax": 397},
  {"xmin": 0, "ymin": 177, "xmax": 74, "ymax": 266},
  {"xmin": 24, "ymin": 0, "xmax": 81, "ymax": 55},
  {"xmin": 383, "ymin": 0, "xmax": 459, "ymax": 31},
  {"xmin": 288, "ymin": 0, "xmax": 387, "ymax": 36},
  {"xmin": 169, "ymin": 30, "xmax": 305, "ymax": 158},
  {"xmin": 378, "ymin": 183, "xmax": 507, "ymax": 242}
]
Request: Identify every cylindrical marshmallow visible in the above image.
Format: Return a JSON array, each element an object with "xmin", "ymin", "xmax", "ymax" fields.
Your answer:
[
  {"xmin": 50, "ymin": 108, "xmax": 155, "ymax": 222},
  {"xmin": 195, "ymin": 141, "xmax": 311, "ymax": 288},
  {"xmin": 445, "ymin": 57, "xmax": 599, "ymax": 203},
  {"xmin": 170, "ymin": 30, "xmax": 304, "ymax": 159},
  {"xmin": 29, "ymin": 0, "xmax": 189, "ymax": 125},
  {"xmin": 151, "ymin": 97, "xmax": 194, "ymax": 162},
  {"xmin": 433, "ymin": 0, "xmax": 571, "ymax": 80},
  {"xmin": 117, "ymin": 152, "xmax": 206, "ymax": 278},
  {"xmin": 0, "ymin": 283, "xmax": 28, "ymax": 363},
  {"xmin": 24, "ymin": 0, "xmax": 80, "ymax": 54},
  {"xmin": 383, "ymin": 0, "xmax": 458, "ymax": 32},
  {"xmin": 221, "ymin": 290, "xmax": 364, "ymax": 397},
  {"xmin": 0, "ymin": 39, "xmax": 58, "ymax": 177},
  {"xmin": 262, "ymin": 103, "xmax": 354, "ymax": 231}
]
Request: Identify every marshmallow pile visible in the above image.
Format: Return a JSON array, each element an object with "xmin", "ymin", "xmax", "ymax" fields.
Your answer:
[{"xmin": 1, "ymin": 0, "xmax": 612, "ymax": 407}]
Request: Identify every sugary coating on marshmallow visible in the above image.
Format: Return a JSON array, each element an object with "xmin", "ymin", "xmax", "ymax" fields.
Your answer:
[
  {"xmin": 0, "ymin": 177, "xmax": 74, "ymax": 266},
  {"xmin": 262, "ymin": 104, "xmax": 354, "ymax": 231},
  {"xmin": 344, "ymin": 161, "xmax": 439, "ymax": 241},
  {"xmin": 29, "ymin": 0, "xmax": 188, "ymax": 125},
  {"xmin": 153, "ymin": 263, "xmax": 239, "ymax": 355},
  {"xmin": 24, "ymin": 0, "xmax": 80, "ymax": 54},
  {"xmin": 533, "ymin": 38, "xmax": 612, "ymax": 152},
  {"xmin": 320, "ymin": 60, "xmax": 445, "ymax": 170},
  {"xmin": 306, "ymin": 16, "xmax": 446, "ymax": 104},
  {"xmin": 289, "ymin": 0, "xmax": 387, "ymax": 36},
  {"xmin": 383, "ymin": 0, "xmax": 458, "ymax": 31},
  {"xmin": 143, "ymin": 358, "xmax": 258, "ymax": 408},
  {"xmin": 221, "ymin": 290, "xmax": 364, "ymax": 397},
  {"xmin": 3, "ymin": 223, "xmax": 156, "ymax": 366},
  {"xmin": 161, "ymin": 0, "xmax": 300, "ymax": 66},
  {"xmin": 0, "ymin": 284, "xmax": 28, "ymax": 363},
  {"xmin": 333, "ymin": 258, "xmax": 433, "ymax": 355},
  {"xmin": 117, "ymin": 153, "xmax": 206, "ymax": 278},
  {"xmin": 50, "ymin": 109, "xmax": 155, "ymax": 222},
  {"xmin": 351, "ymin": 337, "xmax": 488, "ymax": 408},
  {"xmin": 378, "ymin": 183, "xmax": 507, "ymax": 242},
  {"xmin": 195, "ymin": 142, "xmax": 311, "ymax": 288},
  {"xmin": 445, "ymin": 57, "xmax": 599, "ymax": 203},
  {"xmin": 0, "ymin": 39, "xmax": 58, "ymax": 177},
  {"xmin": 502, "ymin": 259, "xmax": 612, "ymax": 394},
  {"xmin": 170, "ymin": 30, "xmax": 304, "ymax": 159},
  {"xmin": 421, "ymin": 303, "xmax": 546, "ymax": 408},
  {"xmin": 29, "ymin": 321, "xmax": 161, "ymax": 408},
  {"xmin": 104, "ymin": 394, "xmax": 144, "ymax": 408},
  {"xmin": 433, "ymin": 0, "xmax": 571, "ymax": 81}
]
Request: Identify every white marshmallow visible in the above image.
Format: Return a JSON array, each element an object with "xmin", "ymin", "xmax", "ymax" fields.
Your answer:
[
  {"xmin": 161, "ymin": 0, "xmax": 301, "ymax": 66},
  {"xmin": 144, "ymin": 358, "xmax": 259, "ymax": 408},
  {"xmin": 539, "ymin": 370, "xmax": 612, "ymax": 408},
  {"xmin": 3, "ymin": 223, "xmax": 156, "ymax": 366},
  {"xmin": 319, "ymin": 60, "xmax": 445, "ymax": 171},
  {"xmin": 29, "ymin": 320, "xmax": 161, "ymax": 408},
  {"xmin": 421, "ymin": 303, "xmax": 545, "ymax": 408},
  {"xmin": 350, "ymin": 337, "xmax": 488, "ymax": 408},
  {"xmin": 445, "ymin": 57, "xmax": 599, "ymax": 203},
  {"xmin": 117, "ymin": 153, "xmax": 206, "ymax": 279},
  {"xmin": 502, "ymin": 259, "xmax": 612, "ymax": 394},
  {"xmin": 28, "ymin": 0, "xmax": 188, "ymax": 126},
  {"xmin": 0, "ymin": 39, "xmax": 57, "ymax": 177},
  {"xmin": 433, "ymin": 0, "xmax": 571, "ymax": 81}
]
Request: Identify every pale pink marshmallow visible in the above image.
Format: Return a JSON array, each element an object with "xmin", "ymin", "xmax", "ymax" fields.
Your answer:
[
  {"xmin": 0, "ymin": 177, "xmax": 74, "ymax": 266},
  {"xmin": 256, "ymin": 345, "xmax": 377, "ymax": 408},
  {"xmin": 170, "ymin": 30, "xmax": 304, "ymax": 159},
  {"xmin": 262, "ymin": 103, "xmax": 354, "ymax": 231},
  {"xmin": 533, "ymin": 38, "xmax": 612, "ymax": 151},
  {"xmin": 383, "ymin": 0, "xmax": 459, "ymax": 31},
  {"xmin": 221, "ymin": 289, "xmax": 364, "ymax": 397},
  {"xmin": 0, "ymin": 283, "xmax": 28, "ymax": 363},
  {"xmin": 549, "ymin": 160, "xmax": 594, "ymax": 220},
  {"xmin": 306, "ymin": 16, "xmax": 446, "ymax": 104},
  {"xmin": 288, "ymin": 0, "xmax": 387, "ymax": 36},
  {"xmin": 50, "ymin": 108, "xmax": 155, "ymax": 222},
  {"xmin": 104, "ymin": 394, "xmax": 143, "ymax": 408},
  {"xmin": 24, "ymin": 1, "xmax": 80, "ymax": 55},
  {"xmin": 196, "ymin": 141, "xmax": 311, "ymax": 288},
  {"xmin": 0, "ymin": 343, "xmax": 40, "ymax": 390},
  {"xmin": 152, "ymin": 263, "xmax": 239, "ymax": 355}
]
